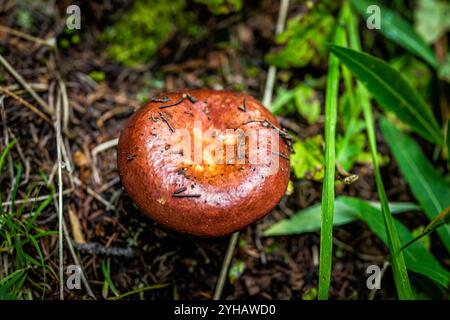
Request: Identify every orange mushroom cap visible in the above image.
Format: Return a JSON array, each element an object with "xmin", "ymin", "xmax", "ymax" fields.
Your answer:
[{"xmin": 117, "ymin": 90, "xmax": 290, "ymax": 237}]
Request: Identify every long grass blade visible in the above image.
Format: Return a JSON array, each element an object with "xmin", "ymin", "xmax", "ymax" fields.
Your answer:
[
  {"xmin": 360, "ymin": 87, "xmax": 413, "ymax": 299},
  {"xmin": 350, "ymin": 0, "xmax": 438, "ymax": 68},
  {"xmin": 380, "ymin": 118, "xmax": 450, "ymax": 253},
  {"xmin": 343, "ymin": 7, "xmax": 414, "ymax": 299},
  {"xmin": 317, "ymin": 8, "xmax": 346, "ymax": 300}
]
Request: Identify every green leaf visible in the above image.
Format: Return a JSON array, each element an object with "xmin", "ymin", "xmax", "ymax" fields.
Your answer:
[
  {"xmin": 341, "ymin": 197, "xmax": 450, "ymax": 288},
  {"xmin": 228, "ymin": 260, "xmax": 245, "ymax": 284},
  {"xmin": 380, "ymin": 118, "xmax": 450, "ymax": 253},
  {"xmin": 294, "ymin": 85, "xmax": 321, "ymax": 124},
  {"xmin": 336, "ymin": 132, "xmax": 365, "ymax": 171},
  {"xmin": 414, "ymin": 0, "xmax": 450, "ymax": 45},
  {"xmin": 437, "ymin": 53, "xmax": 450, "ymax": 83},
  {"xmin": 390, "ymin": 55, "xmax": 432, "ymax": 100},
  {"xmin": 329, "ymin": 45, "xmax": 443, "ymax": 145},
  {"xmin": 266, "ymin": 8, "xmax": 334, "ymax": 68},
  {"xmin": 263, "ymin": 197, "xmax": 420, "ymax": 237},
  {"xmin": 350, "ymin": 0, "xmax": 438, "ymax": 67},
  {"xmin": 269, "ymin": 84, "xmax": 321, "ymax": 122},
  {"xmin": 290, "ymin": 135, "xmax": 324, "ymax": 181}
]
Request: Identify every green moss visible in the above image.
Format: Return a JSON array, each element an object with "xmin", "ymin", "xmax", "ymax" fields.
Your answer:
[
  {"xmin": 101, "ymin": 0, "xmax": 196, "ymax": 67},
  {"xmin": 194, "ymin": 0, "xmax": 242, "ymax": 15}
]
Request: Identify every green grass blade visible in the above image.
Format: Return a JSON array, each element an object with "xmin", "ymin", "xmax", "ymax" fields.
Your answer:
[
  {"xmin": 380, "ymin": 118, "xmax": 450, "ymax": 253},
  {"xmin": 108, "ymin": 283, "xmax": 170, "ymax": 300},
  {"xmin": 318, "ymin": 12, "xmax": 346, "ymax": 300},
  {"xmin": 11, "ymin": 162, "xmax": 22, "ymax": 210},
  {"xmin": 343, "ymin": 8, "xmax": 413, "ymax": 298},
  {"xmin": 341, "ymin": 197, "xmax": 450, "ymax": 288},
  {"xmin": 350, "ymin": 0, "xmax": 438, "ymax": 67},
  {"xmin": 0, "ymin": 139, "xmax": 16, "ymax": 176},
  {"xmin": 0, "ymin": 140, "xmax": 17, "ymax": 215},
  {"xmin": 360, "ymin": 87, "xmax": 413, "ymax": 299},
  {"xmin": 328, "ymin": 45, "xmax": 442, "ymax": 145}
]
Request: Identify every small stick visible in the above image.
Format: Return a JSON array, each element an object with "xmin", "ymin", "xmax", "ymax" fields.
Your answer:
[
  {"xmin": 173, "ymin": 187, "xmax": 187, "ymax": 195},
  {"xmin": 0, "ymin": 25, "xmax": 54, "ymax": 47},
  {"xmin": 0, "ymin": 86, "xmax": 51, "ymax": 123},
  {"xmin": 1, "ymin": 189, "xmax": 73, "ymax": 207},
  {"xmin": 73, "ymin": 177, "xmax": 115, "ymax": 211},
  {"xmin": 172, "ymin": 193, "xmax": 201, "ymax": 198},
  {"xmin": 0, "ymin": 54, "xmax": 53, "ymax": 115},
  {"xmin": 243, "ymin": 119, "xmax": 260, "ymax": 125},
  {"xmin": 159, "ymin": 96, "xmax": 185, "ymax": 109},
  {"xmin": 91, "ymin": 138, "xmax": 119, "ymax": 157},
  {"xmin": 127, "ymin": 154, "xmax": 137, "ymax": 161},
  {"xmin": 159, "ymin": 111, "xmax": 175, "ymax": 132},
  {"xmin": 151, "ymin": 96, "xmax": 170, "ymax": 103},
  {"xmin": 238, "ymin": 98, "xmax": 247, "ymax": 112},
  {"xmin": 273, "ymin": 151, "xmax": 290, "ymax": 160},
  {"xmin": 62, "ymin": 220, "xmax": 96, "ymax": 299},
  {"xmin": 159, "ymin": 92, "xmax": 198, "ymax": 109},
  {"xmin": 213, "ymin": 232, "xmax": 239, "ymax": 300},
  {"xmin": 185, "ymin": 92, "xmax": 198, "ymax": 103},
  {"xmin": 76, "ymin": 242, "xmax": 134, "ymax": 258},
  {"xmin": 55, "ymin": 84, "xmax": 64, "ymax": 300},
  {"xmin": 243, "ymin": 118, "xmax": 293, "ymax": 149}
]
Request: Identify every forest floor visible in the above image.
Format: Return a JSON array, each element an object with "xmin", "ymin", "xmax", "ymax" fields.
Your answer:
[{"xmin": 0, "ymin": 0, "xmax": 446, "ymax": 300}]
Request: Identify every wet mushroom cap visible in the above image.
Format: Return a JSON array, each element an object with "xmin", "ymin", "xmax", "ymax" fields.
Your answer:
[{"xmin": 117, "ymin": 90, "xmax": 290, "ymax": 237}]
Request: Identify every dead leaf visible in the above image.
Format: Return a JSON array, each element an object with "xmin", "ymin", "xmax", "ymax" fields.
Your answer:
[{"xmin": 69, "ymin": 206, "xmax": 86, "ymax": 244}]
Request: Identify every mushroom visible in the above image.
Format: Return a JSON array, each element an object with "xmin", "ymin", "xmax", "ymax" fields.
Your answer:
[{"xmin": 117, "ymin": 90, "xmax": 290, "ymax": 237}]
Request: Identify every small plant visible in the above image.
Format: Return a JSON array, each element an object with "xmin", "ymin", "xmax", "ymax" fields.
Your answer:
[
  {"xmin": 0, "ymin": 141, "xmax": 56, "ymax": 299},
  {"xmin": 266, "ymin": 0, "xmax": 450, "ymax": 299},
  {"xmin": 100, "ymin": 0, "xmax": 199, "ymax": 67}
]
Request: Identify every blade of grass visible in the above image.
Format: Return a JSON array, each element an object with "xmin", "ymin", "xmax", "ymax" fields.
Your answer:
[
  {"xmin": 329, "ymin": 45, "xmax": 442, "ymax": 145},
  {"xmin": 344, "ymin": 7, "xmax": 414, "ymax": 299},
  {"xmin": 108, "ymin": 283, "xmax": 169, "ymax": 300},
  {"xmin": 400, "ymin": 201, "xmax": 450, "ymax": 253},
  {"xmin": 380, "ymin": 118, "xmax": 450, "ymax": 253},
  {"xmin": 0, "ymin": 141, "xmax": 12, "ymax": 214},
  {"xmin": 361, "ymin": 89, "xmax": 413, "ymax": 299},
  {"xmin": 318, "ymin": 7, "xmax": 346, "ymax": 300},
  {"xmin": 349, "ymin": 0, "xmax": 438, "ymax": 68},
  {"xmin": 11, "ymin": 162, "xmax": 22, "ymax": 210},
  {"xmin": 341, "ymin": 197, "xmax": 450, "ymax": 288}
]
